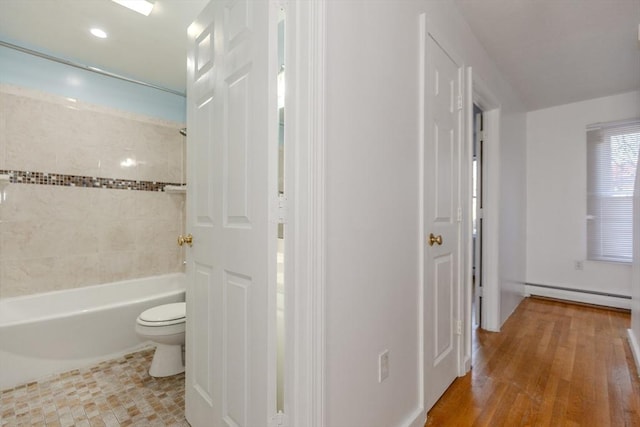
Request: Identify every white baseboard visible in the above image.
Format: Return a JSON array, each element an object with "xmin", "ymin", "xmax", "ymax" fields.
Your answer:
[
  {"xmin": 402, "ymin": 407, "xmax": 426, "ymax": 427},
  {"xmin": 524, "ymin": 284, "xmax": 630, "ymax": 310},
  {"xmin": 627, "ymin": 329, "xmax": 640, "ymax": 377},
  {"xmin": 463, "ymin": 355, "xmax": 471, "ymax": 374}
]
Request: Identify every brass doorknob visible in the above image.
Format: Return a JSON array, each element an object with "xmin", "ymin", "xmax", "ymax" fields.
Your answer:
[
  {"xmin": 428, "ymin": 233, "xmax": 443, "ymax": 246},
  {"xmin": 178, "ymin": 234, "xmax": 193, "ymax": 247}
]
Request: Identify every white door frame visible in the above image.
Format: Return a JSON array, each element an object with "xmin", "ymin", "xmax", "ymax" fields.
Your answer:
[
  {"xmin": 286, "ymin": 0, "xmax": 327, "ymax": 426},
  {"xmin": 466, "ymin": 68, "xmax": 501, "ymax": 335}
]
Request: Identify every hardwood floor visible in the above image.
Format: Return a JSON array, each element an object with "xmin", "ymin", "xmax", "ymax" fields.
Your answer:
[{"xmin": 426, "ymin": 297, "xmax": 640, "ymax": 426}]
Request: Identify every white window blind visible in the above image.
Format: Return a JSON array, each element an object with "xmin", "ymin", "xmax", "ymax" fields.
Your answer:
[{"xmin": 587, "ymin": 118, "xmax": 640, "ymax": 263}]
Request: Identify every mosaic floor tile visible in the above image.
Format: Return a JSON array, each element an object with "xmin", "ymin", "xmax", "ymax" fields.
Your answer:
[{"xmin": 0, "ymin": 349, "xmax": 189, "ymax": 427}]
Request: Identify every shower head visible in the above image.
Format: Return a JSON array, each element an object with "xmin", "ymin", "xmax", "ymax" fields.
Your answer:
[{"xmin": 179, "ymin": 128, "xmax": 187, "ymax": 136}]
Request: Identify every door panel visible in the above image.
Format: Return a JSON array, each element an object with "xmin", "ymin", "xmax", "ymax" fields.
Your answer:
[
  {"xmin": 223, "ymin": 271, "xmax": 250, "ymax": 426},
  {"xmin": 224, "ymin": 67, "xmax": 251, "ymax": 226},
  {"xmin": 434, "ymin": 254, "xmax": 453, "ymax": 364},
  {"xmin": 423, "ymin": 33, "xmax": 462, "ymax": 411},
  {"xmin": 186, "ymin": 1, "xmax": 273, "ymax": 426},
  {"xmin": 194, "ymin": 93, "xmax": 215, "ymax": 223},
  {"xmin": 193, "ymin": 265, "xmax": 214, "ymax": 403},
  {"xmin": 434, "ymin": 124, "xmax": 454, "ymax": 221}
]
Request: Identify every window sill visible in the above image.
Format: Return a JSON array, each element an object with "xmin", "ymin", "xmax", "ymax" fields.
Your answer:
[{"xmin": 587, "ymin": 258, "xmax": 632, "ymax": 265}]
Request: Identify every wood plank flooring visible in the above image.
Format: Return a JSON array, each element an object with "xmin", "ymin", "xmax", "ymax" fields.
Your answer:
[{"xmin": 426, "ymin": 297, "xmax": 640, "ymax": 426}]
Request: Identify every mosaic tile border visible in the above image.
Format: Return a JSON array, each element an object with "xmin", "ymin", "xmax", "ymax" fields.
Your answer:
[{"xmin": 0, "ymin": 170, "xmax": 185, "ymax": 192}]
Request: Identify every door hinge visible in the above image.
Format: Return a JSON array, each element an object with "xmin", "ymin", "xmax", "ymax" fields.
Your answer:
[
  {"xmin": 457, "ymin": 94, "xmax": 463, "ymax": 110},
  {"xmin": 457, "ymin": 207, "xmax": 462, "ymax": 222},
  {"xmin": 269, "ymin": 412, "xmax": 288, "ymax": 427},
  {"xmin": 277, "ymin": 194, "xmax": 288, "ymax": 224},
  {"xmin": 476, "ymin": 286, "xmax": 483, "ymax": 297},
  {"xmin": 477, "ymin": 208, "xmax": 484, "ymax": 219},
  {"xmin": 455, "ymin": 320, "xmax": 462, "ymax": 336}
]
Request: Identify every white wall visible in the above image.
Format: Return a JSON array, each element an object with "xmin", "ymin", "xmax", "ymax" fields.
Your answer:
[
  {"xmin": 498, "ymin": 110, "xmax": 528, "ymax": 323},
  {"xmin": 323, "ymin": 1, "xmax": 527, "ymax": 425},
  {"xmin": 526, "ymin": 90, "xmax": 640, "ymax": 305},
  {"xmin": 325, "ymin": 3, "xmax": 421, "ymax": 424}
]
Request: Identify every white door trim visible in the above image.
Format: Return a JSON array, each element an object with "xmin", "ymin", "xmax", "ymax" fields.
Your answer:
[
  {"xmin": 462, "ymin": 67, "xmax": 473, "ymax": 373},
  {"xmin": 288, "ymin": 0, "xmax": 327, "ymax": 425},
  {"xmin": 468, "ymin": 69, "xmax": 501, "ymax": 332}
]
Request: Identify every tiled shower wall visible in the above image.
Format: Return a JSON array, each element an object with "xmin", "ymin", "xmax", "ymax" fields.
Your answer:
[{"xmin": 0, "ymin": 84, "xmax": 186, "ymax": 298}]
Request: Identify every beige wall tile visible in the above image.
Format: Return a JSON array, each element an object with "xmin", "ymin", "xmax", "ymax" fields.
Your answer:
[
  {"xmin": 168, "ymin": 135, "xmax": 186, "ymax": 184},
  {"xmin": 55, "ymin": 254, "xmax": 102, "ymax": 289},
  {"xmin": 134, "ymin": 191, "xmax": 185, "ymax": 223},
  {"xmin": 99, "ymin": 251, "xmax": 138, "ymax": 284},
  {"xmin": 0, "ymin": 93, "xmax": 6, "ymax": 169},
  {"xmin": 1, "ymin": 219, "xmax": 100, "ymax": 261},
  {"xmin": 135, "ymin": 248, "xmax": 184, "ymax": 278},
  {"xmin": 134, "ymin": 217, "xmax": 181, "ymax": 250},
  {"xmin": 1, "ymin": 257, "xmax": 59, "ymax": 297},
  {"xmin": 4, "ymin": 95, "xmax": 59, "ymax": 173},
  {"xmin": 136, "ymin": 138, "xmax": 170, "ymax": 182},
  {"xmin": 97, "ymin": 117, "xmax": 139, "ymax": 181},
  {"xmin": 2, "ymin": 85, "xmax": 183, "ymax": 181},
  {"xmin": 98, "ymin": 220, "xmax": 138, "ymax": 253},
  {"xmin": 1, "ymin": 185, "xmax": 99, "ymax": 222},
  {"xmin": 96, "ymin": 189, "xmax": 138, "ymax": 220},
  {"xmin": 0, "ymin": 85, "xmax": 186, "ymax": 299}
]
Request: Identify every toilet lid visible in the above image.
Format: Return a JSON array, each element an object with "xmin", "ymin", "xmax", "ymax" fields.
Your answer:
[{"xmin": 139, "ymin": 302, "xmax": 186, "ymax": 323}]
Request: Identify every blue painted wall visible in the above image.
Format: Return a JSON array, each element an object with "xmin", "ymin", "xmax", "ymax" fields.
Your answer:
[{"xmin": 0, "ymin": 45, "xmax": 186, "ymax": 122}]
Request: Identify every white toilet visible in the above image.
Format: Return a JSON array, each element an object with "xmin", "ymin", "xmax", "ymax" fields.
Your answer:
[{"xmin": 135, "ymin": 302, "xmax": 186, "ymax": 377}]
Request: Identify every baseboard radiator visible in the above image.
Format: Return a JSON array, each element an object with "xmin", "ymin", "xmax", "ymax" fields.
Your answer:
[{"xmin": 525, "ymin": 282, "xmax": 631, "ymax": 310}]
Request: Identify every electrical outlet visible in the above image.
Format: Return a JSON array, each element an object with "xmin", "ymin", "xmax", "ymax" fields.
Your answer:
[
  {"xmin": 574, "ymin": 260, "xmax": 584, "ymax": 270},
  {"xmin": 378, "ymin": 350, "xmax": 389, "ymax": 383}
]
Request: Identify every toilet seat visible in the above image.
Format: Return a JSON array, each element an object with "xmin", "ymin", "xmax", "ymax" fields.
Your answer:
[{"xmin": 137, "ymin": 302, "xmax": 185, "ymax": 327}]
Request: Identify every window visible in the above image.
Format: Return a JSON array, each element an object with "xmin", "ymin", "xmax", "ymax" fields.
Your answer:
[{"xmin": 587, "ymin": 119, "xmax": 640, "ymax": 263}]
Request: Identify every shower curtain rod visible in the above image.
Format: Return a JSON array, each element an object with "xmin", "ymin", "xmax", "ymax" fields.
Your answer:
[{"xmin": 0, "ymin": 40, "xmax": 185, "ymax": 97}]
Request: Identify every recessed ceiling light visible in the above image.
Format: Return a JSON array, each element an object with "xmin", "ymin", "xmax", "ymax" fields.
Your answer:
[
  {"xmin": 90, "ymin": 28, "xmax": 108, "ymax": 39},
  {"xmin": 111, "ymin": 0, "xmax": 155, "ymax": 16}
]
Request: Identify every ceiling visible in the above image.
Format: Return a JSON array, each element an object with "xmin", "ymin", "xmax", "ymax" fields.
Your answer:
[
  {"xmin": 455, "ymin": 0, "xmax": 640, "ymax": 110},
  {"xmin": 0, "ymin": 0, "xmax": 638, "ymax": 109},
  {"xmin": 0, "ymin": 0, "xmax": 208, "ymax": 95}
]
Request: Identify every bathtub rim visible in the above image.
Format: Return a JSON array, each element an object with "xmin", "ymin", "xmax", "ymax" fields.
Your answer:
[{"xmin": 0, "ymin": 272, "xmax": 186, "ymax": 328}]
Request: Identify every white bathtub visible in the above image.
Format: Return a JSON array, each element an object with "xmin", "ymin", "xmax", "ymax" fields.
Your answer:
[{"xmin": 0, "ymin": 273, "xmax": 185, "ymax": 390}]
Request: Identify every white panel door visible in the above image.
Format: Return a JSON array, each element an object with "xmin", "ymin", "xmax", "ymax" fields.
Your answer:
[
  {"xmin": 185, "ymin": 1, "xmax": 273, "ymax": 426},
  {"xmin": 423, "ymin": 33, "xmax": 462, "ymax": 411}
]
